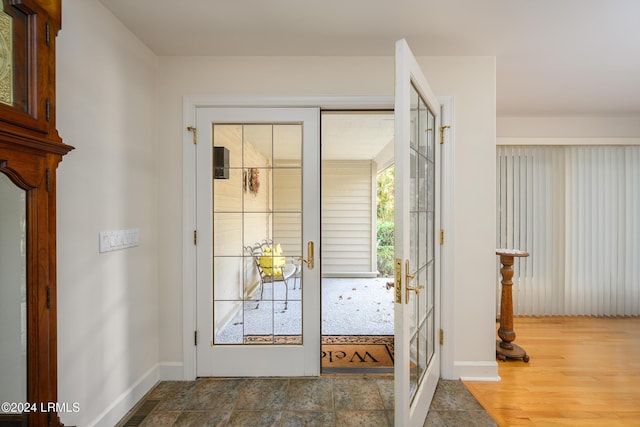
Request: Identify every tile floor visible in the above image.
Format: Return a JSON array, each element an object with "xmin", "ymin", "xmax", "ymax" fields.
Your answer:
[{"xmin": 117, "ymin": 377, "xmax": 496, "ymax": 426}]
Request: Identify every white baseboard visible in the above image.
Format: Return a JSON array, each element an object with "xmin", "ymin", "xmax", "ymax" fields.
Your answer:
[
  {"xmin": 159, "ymin": 362, "xmax": 185, "ymax": 381},
  {"xmin": 86, "ymin": 362, "xmax": 184, "ymax": 427},
  {"xmin": 453, "ymin": 361, "xmax": 500, "ymax": 382}
]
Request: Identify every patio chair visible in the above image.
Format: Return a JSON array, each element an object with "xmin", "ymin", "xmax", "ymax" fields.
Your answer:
[{"xmin": 245, "ymin": 241, "xmax": 297, "ymax": 310}]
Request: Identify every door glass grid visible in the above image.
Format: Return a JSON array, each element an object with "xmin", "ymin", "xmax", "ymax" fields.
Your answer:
[
  {"xmin": 212, "ymin": 123, "xmax": 303, "ymax": 345},
  {"xmin": 409, "ymin": 84, "xmax": 437, "ymax": 400}
]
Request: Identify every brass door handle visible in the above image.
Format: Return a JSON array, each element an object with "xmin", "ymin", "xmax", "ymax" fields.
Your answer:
[
  {"xmin": 405, "ymin": 259, "xmax": 424, "ymax": 303},
  {"xmin": 298, "ymin": 241, "xmax": 314, "ymax": 270},
  {"xmin": 407, "ymin": 284, "xmax": 425, "ymax": 294},
  {"xmin": 406, "ymin": 284, "xmax": 425, "ymax": 302},
  {"xmin": 405, "ymin": 260, "xmax": 415, "ymax": 281}
]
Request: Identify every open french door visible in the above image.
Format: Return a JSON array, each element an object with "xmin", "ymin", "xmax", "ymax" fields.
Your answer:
[
  {"xmin": 394, "ymin": 39, "xmax": 442, "ymax": 426},
  {"xmin": 195, "ymin": 107, "xmax": 321, "ymax": 376}
]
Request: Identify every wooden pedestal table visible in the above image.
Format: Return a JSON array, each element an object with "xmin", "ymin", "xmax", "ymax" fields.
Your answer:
[{"xmin": 496, "ymin": 248, "xmax": 530, "ymax": 362}]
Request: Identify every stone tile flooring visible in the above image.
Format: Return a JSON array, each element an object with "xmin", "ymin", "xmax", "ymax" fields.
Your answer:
[{"xmin": 117, "ymin": 377, "xmax": 496, "ymax": 426}]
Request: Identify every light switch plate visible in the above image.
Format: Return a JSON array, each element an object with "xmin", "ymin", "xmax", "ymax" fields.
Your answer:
[{"xmin": 99, "ymin": 229, "xmax": 139, "ymax": 253}]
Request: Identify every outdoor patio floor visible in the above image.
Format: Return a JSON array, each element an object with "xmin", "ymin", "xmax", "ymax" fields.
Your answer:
[{"xmin": 215, "ymin": 277, "xmax": 395, "ymax": 343}]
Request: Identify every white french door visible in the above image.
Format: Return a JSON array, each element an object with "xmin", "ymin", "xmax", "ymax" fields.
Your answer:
[
  {"xmin": 195, "ymin": 107, "xmax": 320, "ymax": 376},
  {"xmin": 394, "ymin": 39, "xmax": 442, "ymax": 426}
]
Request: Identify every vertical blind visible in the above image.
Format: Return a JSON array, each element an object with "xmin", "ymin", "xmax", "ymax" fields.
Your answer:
[{"xmin": 496, "ymin": 145, "xmax": 640, "ymax": 316}]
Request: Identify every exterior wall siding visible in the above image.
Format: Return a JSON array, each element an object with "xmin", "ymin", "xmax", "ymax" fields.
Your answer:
[{"xmin": 322, "ymin": 160, "xmax": 376, "ymax": 277}]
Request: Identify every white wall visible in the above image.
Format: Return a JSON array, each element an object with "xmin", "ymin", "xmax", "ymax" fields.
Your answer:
[
  {"xmin": 158, "ymin": 55, "xmax": 497, "ymax": 378},
  {"xmin": 53, "ymin": 7, "xmax": 498, "ymax": 420},
  {"xmin": 56, "ymin": 1, "xmax": 159, "ymax": 426},
  {"xmin": 419, "ymin": 57, "xmax": 497, "ymax": 372}
]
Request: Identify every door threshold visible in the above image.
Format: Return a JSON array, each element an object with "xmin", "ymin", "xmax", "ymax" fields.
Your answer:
[
  {"xmin": 321, "ymin": 370, "xmax": 394, "ymax": 377},
  {"xmin": 322, "ymin": 367, "xmax": 393, "ymax": 375}
]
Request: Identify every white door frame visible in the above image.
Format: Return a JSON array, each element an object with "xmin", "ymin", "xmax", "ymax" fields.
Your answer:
[{"xmin": 182, "ymin": 95, "xmax": 454, "ymax": 381}]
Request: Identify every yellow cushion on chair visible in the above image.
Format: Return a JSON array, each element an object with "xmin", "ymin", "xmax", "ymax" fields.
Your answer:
[{"xmin": 259, "ymin": 245, "xmax": 286, "ymax": 276}]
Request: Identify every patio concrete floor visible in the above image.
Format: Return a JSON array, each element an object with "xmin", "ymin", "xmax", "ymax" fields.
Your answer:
[{"xmin": 214, "ymin": 277, "xmax": 394, "ymax": 342}]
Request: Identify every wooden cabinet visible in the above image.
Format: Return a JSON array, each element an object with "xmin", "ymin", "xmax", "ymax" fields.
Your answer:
[{"xmin": 0, "ymin": 1, "xmax": 72, "ymax": 426}]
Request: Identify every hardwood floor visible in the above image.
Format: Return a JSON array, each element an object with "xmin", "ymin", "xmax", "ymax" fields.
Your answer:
[{"xmin": 464, "ymin": 316, "xmax": 640, "ymax": 426}]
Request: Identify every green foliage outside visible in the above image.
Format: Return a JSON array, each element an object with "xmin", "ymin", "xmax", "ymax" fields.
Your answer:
[{"xmin": 376, "ymin": 166, "xmax": 395, "ymax": 277}]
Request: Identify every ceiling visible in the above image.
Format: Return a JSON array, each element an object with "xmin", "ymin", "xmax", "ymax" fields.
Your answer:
[
  {"xmin": 97, "ymin": 0, "xmax": 640, "ymax": 117},
  {"xmin": 322, "ymin": 113, "xmax": 394, "ymax": 160}
]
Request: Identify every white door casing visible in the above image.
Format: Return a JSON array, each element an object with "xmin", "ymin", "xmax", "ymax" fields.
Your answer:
[{"xmin": 181, "ymin": 95, "xmax": 453, "ymax": 393}]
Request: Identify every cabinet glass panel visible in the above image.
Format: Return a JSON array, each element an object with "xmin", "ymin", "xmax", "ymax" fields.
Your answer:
[
  {"xmin": 0, "ymin": 173, "xmax": 27, "ymax": 412},
  {"xmin": 0, "ymin": 4, "xmax": 28, "ymax": 111}
]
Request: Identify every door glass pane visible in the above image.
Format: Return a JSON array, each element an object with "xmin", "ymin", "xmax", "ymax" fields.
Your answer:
[
  {"xmin": 273, "ymin": 168, "xmax": 301, "ymax": 212},
  {"xmin": 214, "ymin": 301, "xmax": 243, "ymax": 344},
  {"xmin": 213, "ymin": 123, "xmax": 303, "ymax": 345},
  {"xmin": 418, "ymin": 265, "xmax": 428, "ymax": 324},
  {"xmin": 213, "ymin": 213, "xmax": 242, "ymax": 256},
  {"xmin": 213, "ymin": 124, "xmax": 243, "ymax": 168},
  {"xmin": 409, "ymin": 274, "xmax": 418, "ymax": 338},
  {"xmin": 272, "ymin": 212, "xmax": 302, "ymax": 257},
  {"xmin": 0, "ymin": 173, "xmax": 27, "ymax": 411},
  {"xmin": 410, "ymin": 88, "xmax": 419, "ymax": 151},
  {"xmin": 409, "ymin": 212, "xmax": 418, "ymax": 274},
  {"xmin": 213, "ymin": 168, "xmax": 243, "ymax": 212},
  {"xmin": 418, "ymin": 97, "xmax": 429, "ymax": 156},
  {"xmin": 244, "ymin": 124, "xmax": 273, "ymax": 168},
  {"xmin": 409, "ymin": 84, "xmax": 437, "ymax": 402},
  {"xmin": 243, "ymin": 168, "xmax": 272, "ymax": 212},
  {"xmin": 409, "ymin": 333, "xmax": 418, "ymax": 397},
  {"xmin": 213, "ymin": 257, "xmax": 243, "ymax": 301},
  {"xmin": 418, "ymin": 320, "xmax": 428, "ymax": 381},
  {"xmin": 274, "ymin": 124, "xmax": 302, "ymax": 167},
  {"xmin": 410, "ymin": 149, "xmax": 418, "ymax": 212}
]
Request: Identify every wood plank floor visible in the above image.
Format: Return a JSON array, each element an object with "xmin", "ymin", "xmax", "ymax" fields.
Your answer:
[{"xmin": 464, "ymin": 316, "xmax": 640, "ymax": 426}]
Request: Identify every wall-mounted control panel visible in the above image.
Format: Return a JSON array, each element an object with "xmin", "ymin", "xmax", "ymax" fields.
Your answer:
[{"xmin": 99, "ymin": 229, "xmax": 139, "ymax": 253}]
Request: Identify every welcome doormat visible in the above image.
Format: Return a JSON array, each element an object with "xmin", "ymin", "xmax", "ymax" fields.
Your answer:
[
  {"xmin": 321, "ymin": 335, "xmax": 394, "ymax": 369},
  {"xmin": 242, "ymin": 335, "xmax": 395, "ymax": 370}
]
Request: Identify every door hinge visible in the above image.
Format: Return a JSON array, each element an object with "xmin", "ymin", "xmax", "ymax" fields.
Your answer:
[
  {"xmin": 193, "ymin": 230, "xmax": 197, "ymax": 245},
  {"xmin": 187, "ymin": 126, "xmax": 197, "ymax": 144},
  {"xmin": 46, "ymin": 98, "xmax": 51, "ymax": 122},
  {"xmin": 194, "ymin": 330, "xmax": 198, "ymax": 346},
  {"xmin": 46, "ymin": 22, "xmax": 50, "ymax": 46},
  {"xmin": 46, "ymin": 285, "xmax": 51, "ymax": 309},
  {"xmin": 439, "ymin": 329, "xmax": 444, "ymax": 345},
  {"xmin": 440, "ymin": 125, "xmax": 450, "ymax": 144},
  {"xmin": 439, "ymin": 229, "xmax": 445, "ymax": 245},
  {"xmin": 47, "ymin": 412, "xmax": 52, "ymax": 425},
  {"xmin": 46, "ymin": 168, "xmax": 51, "ymax": 192}
]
